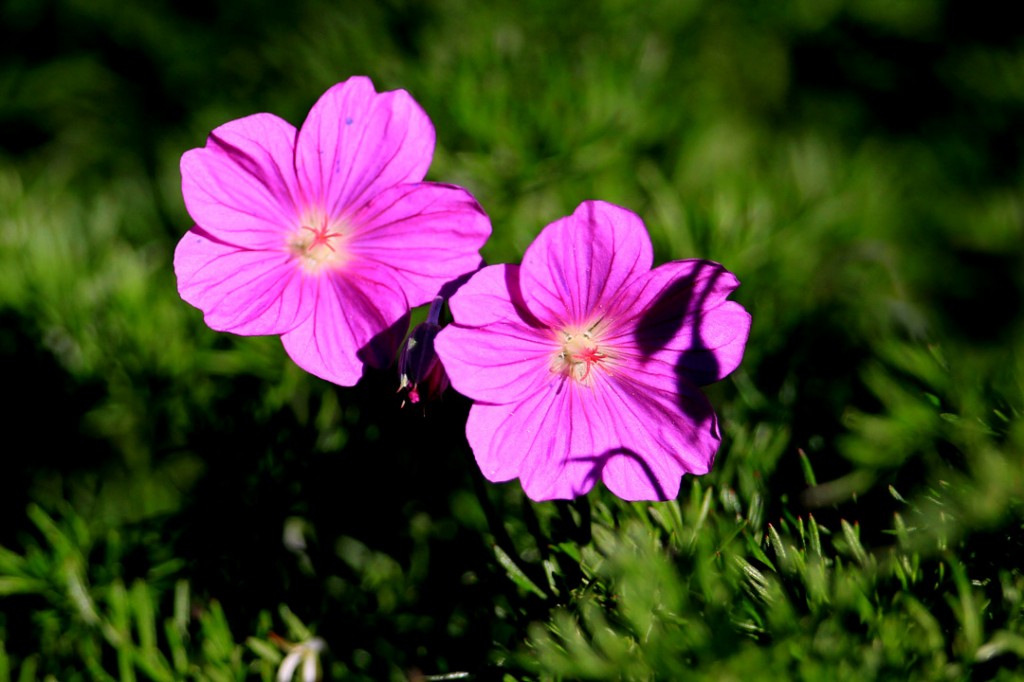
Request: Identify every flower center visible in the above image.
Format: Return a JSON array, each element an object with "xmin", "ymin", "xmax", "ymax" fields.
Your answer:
[
  {"xmin": 289, "ymin": 216, "xmax": 348, "ymax": 272},
  {"xmin": 552, "ymin": 324, "xmax": 611, "ymax": 385}
]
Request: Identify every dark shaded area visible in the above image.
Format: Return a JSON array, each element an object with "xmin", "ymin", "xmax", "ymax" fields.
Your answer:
[
  {"xmin": 756, "ymin": 304, "xmax": 882, "ymax": 527},
  {"xmin": 926, "ymin": 247, "xmax": 1024, "ymax": 345},
  {"xmin": 0, "ymin": 310, "xmax": 112, "ymax": 547},
  {"xmin": 164, "ymin": 369, "xmax": 536, "ymax": 675},
  {"xmin": 787, "ymin": 0, "xmax": 1024, "ymax": 188},
  {"xmin": 0, "ymin": 0, "xmax": 303, "ymax": 158}
]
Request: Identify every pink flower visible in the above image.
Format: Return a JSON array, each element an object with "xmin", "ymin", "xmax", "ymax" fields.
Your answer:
[
  {"xmin": 435, "ymin": 201, "xmax": 750, "ymax": 501},
  {"xmin": 174, "ymin": 76, "xmax": 491, "ymax": 386}
]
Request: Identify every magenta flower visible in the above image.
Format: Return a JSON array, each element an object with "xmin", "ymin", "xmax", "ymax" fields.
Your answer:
[
  {"xmin": 434, "ymin": 201, "xmax": 750, "ymax": 501},
  {"xmin": 174, "ymin": 76, "xmax": 491, "ymax": 385}
]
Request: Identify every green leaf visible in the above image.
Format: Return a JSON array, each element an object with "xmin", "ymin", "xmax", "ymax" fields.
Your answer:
[
  {"xmin": 976, "ymin": 631, "xmax": 1024, "ymax": 663},
  {"xmin": 767, "ymin": 523, "xmax": 787, "ymax": 563},
  {"xmin": 840, "ymin": 520, "xmax": 870, "ymax": 567},
  {"xmin": 0, "ymin": 547, "xmax": 27, "ymax": 574},
  {"xmin": 163, "ymin": 618, "xmax": 189, "ymax": 677},
  {"xmin": 0, "ymin": 639, "xmax": 8, "ymax": 682},
  {"xmin": 15, "ymin": 655, "xmax": 37, "ymax": 682},
  {"xmin": 130, "ymin": 580, "xmax": 157, "ymax": 652},
  {"xmin": 736, "ymin": 557, "xmax": 772, "ymax": 604},
  {"xmin": 245, "ymin": 637, "xmax": 283, "ymax": 664},
  {"xmin": 807, "ymin": 515, "xmax": 823, "ymax": 560},
  {"xmin": 492, "ymin": 544, "xmax": 546, "ymax": 599},
  {"xmin": 0, "ymin": 576, "xmax": 46, "ymax": 596},
  {"xmin": 108, "ymin": 580, "xmax": 137, "ymax": 682},
  {"xmin": 798, "ymin": 449, "xmax": 818, "ymax": 487},
  {"xmin": 279, "ymin": 604, "xmax": 314, "ymax": 642}
]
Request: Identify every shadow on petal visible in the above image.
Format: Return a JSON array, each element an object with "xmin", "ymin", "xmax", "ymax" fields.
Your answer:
[
  {"xmin": 634, "ymin": 262, "xmax": 733, "ymax": 417},
  {"xmin": 437, "ymin": 260, "xmax": 483, "ymax": 299},
  {"xmin": 636, "ymin": 261, "xmax": 724, "ymax": 353},
  {"xmin": 504, "ymin": 263, "xmax": 549, "ymax": 329},
  {"xmin": 573, "ymin": 447, "xmax": 671, "ymax": 501},
  {"xmin": 356, "ymin": 309, "xmax": 411, "ymax": 369}
]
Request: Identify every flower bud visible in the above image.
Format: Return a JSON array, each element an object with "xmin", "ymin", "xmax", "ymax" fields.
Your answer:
[{"xmin": 398, "ymin": 297, "xmax": 449, "ymax": 406}]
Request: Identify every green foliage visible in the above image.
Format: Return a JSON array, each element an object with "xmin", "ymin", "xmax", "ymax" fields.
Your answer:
[
  {"xmin": 0, "ymin": 506, "xmax": 309, "ymax": 681},
  {"xmin": 2, "ymin": 0, "xmax": 1023, "ymax": 679},
  {"xmin": 527, "ymin": 481, "xmax": 1024, "ymax": 680}
]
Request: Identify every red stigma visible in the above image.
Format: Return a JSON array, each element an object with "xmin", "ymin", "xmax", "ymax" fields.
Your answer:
[
  {"xmin": 302, "ymin": 224, "xmax": 342, "ymax": 252},
  {"xmin": 573, "ymin": 346, "xmax": 606, "ymax": 381}
]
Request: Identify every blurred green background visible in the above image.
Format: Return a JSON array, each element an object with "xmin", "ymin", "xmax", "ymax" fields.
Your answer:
[{"xmin": 1, "ymin": 0, "xmax": 1022, "ymax": 679}]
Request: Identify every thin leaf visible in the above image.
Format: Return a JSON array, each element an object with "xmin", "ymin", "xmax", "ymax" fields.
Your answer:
[{"xmin": 493, "ymin": 544, "xmax": 546, "ymax": 599}]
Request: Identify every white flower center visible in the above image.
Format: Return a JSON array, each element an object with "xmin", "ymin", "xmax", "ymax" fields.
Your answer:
[
  {"xmin": 551, "ymin": 322, "xmax": 613, "ymax": 385},
  {"xmin": 289, "ymin": 214, "xmax": 349, "ymax": 273}
]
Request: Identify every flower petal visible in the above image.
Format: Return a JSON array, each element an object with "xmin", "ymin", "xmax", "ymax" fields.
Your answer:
[
  {"xmin": 520, "ymin": 200, "xmax": 653, "ymax": 326},
  {"xmin": 465, "ymin": 351, "xmax": 720, "ymax": 501},
  {"xmin": 465, "ymin": 388, "xmax": 601, "ymax": 500},
  {"xmin": 280, "ymin": 265, "xmax": 410, "ymax": 386},
  {"xmin": 350, "ymin": 182, "xmax": 491, "ymax": 306},
  {"xmin": 174, "ymin": 227, "xmax": 313, "ymax": 335},
  {"xmin": 675, "ymin": 301, "xmax": 751, "ymax": 384},
  {"xmin": 277, "ymin": 651, "xmax": 301, "ymax": 682},
  {"xmin": 595, "ymin": 367, "xmax": 720, "ymax": 501},
  {"xmin": 437, "ymin": 265, "xmax": 556, "ymax": 404},
  {"xmin": 181, "ymin": 113, "xmax": 300, "ymax": 249},
  {"xmin": 436, "ymin": 319, "xmax": 553, "ymax": 406},
  {"xmin": 611, "ymin": 259, "xmax": 750, "ymax": 384},
  {"xmin": 295, "ymin": 76, "xmax": 435, "ymax": 217},
  {"xmin": 445, "ymin": 264, "xmax": 543, "ymax": 329}
]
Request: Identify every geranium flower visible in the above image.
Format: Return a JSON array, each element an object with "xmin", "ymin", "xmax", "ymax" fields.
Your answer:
[
  {"xmin": 174, "ymin": 76, "xmax": 491, "ymax": 385},
  {"xmin": 435, "ymin": 200, "xmax": 750, "ymax": 501}
]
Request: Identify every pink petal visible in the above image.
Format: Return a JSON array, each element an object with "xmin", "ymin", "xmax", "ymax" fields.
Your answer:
[
  {"xmin": 295, "ymin": 76, "xmax": 435, "ymax": 218},
  {"xmin": 464, "ymin": 403, "xmax": 530, "ymax": 483},
  {"xmin": 465, "ymin": 364, "xmax": 718, "ymax": 501},
  {"xmin": 595, "ymin": 368, "xmax": 720, "ymax": 500},
  {"xmin": 465, "ymin": 388, "xmax": 601, "ymax": 500},
  {"xmin": 610, "ymin": 259, "xmax": 750, "ymax": 384},
  {"xmin": 280, "ymin": 265, "xmax": 410, "ymax": 386},
  {"xmin": 436, "ymin": 321, "xmax": 554, "ymax": 406},
  {"xmin": 445, "ymin": 264, "xmax": 540, "ymax": 329},
  {"xmin": 468, "ymin": 360, "xmax": 716, "ymax": 499},
  {"xmin": 675, "ymin": 302, "xmax": 751, "ymax": 384},
  {"xmin": 621, "ymin": 259, "xmax": 743, "ymax": 321},
  {"xmin": 174, "ymin": 227, "xmax": 313, "ymax": 335},
  {"xmin": 180, "ymin": 113, "xmax": 300, "ymax": 249},
  {"xmin": 464, "ymin": 352, "xmax": 720, "ymax": 501},
  {"xmin": 520, "ymin": 200, "xmax": 653, "ymax": 326},
  {"xmin": 350, "ymin": 182, "xmax": 491, "ymax": 306},
  {"xmin": 437, "ymin": 265, "xmax": 557, "ymax": 404}
]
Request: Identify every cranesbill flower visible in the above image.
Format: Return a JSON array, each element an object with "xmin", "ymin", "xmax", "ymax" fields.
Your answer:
[
  {"xmin": 174, "ymin": 76, "xmax": 491, "ymax": 385},
  {"xmin": 435, "ymin": 200, "xmax": 750, "ymax": 501}
]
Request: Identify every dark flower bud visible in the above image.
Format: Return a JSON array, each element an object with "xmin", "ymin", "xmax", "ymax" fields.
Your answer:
[{"xmin": 398, "ymin": 297, "xmax": 449, "ymax": 406}]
